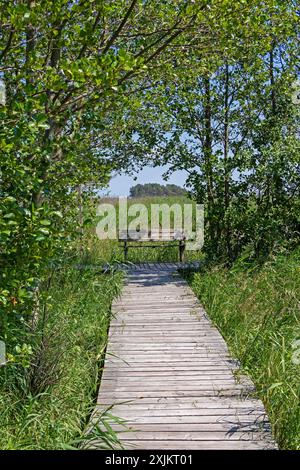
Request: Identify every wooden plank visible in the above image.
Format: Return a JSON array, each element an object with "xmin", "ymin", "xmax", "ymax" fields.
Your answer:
[
  {"xmin": 106, "ymin": 349, "xmax": 228, "ymax": 355},
  {"xmin": 115, "ymin": 296, "xmax": 196, "ymax": 301},
  {"xmin": 115, "ymin": 308, "xmax": 199, "ymax": 312},
  {"xmin": 106, "ymin": 356, "xmax": 231, "ymax": 363},
  {"xmin": 107, "ymin": 348, "xmax": 228, "ymax": 354},
  {"xmin": 107, "ymin": 343, "xmax": 228, "ymax": 348},
  {"xmin": 109, "ymin": 329, "xmax": 223, "ymax": 336},
  {"xmin": 112, "ymin": 440, "xmax": 273, "ymax": 450},
  {"xmin": 115, "ymin": 430, "xmax": 272, "ymax": 441},
  {"xmin": 107, "ymin": 342, "xmax": 227, "ymax": 348},
  {"xmin": 102, "ymin": 366, "xmax": 239, "ymax": 372},
  {"xmin": 108, "ymin": 338, "xmax": 224, "ymax": 344},
  {"xmin": 107, "ymin": 351, "xmax": 228, "ymax": 356},
  {"xmin": 100, "ymin": 380, "xmax": 250, "ymax": 390},
  {"xmin": 101, "ymin": 379, "xmax": 239, "ymax": 386},
  {"xmin": 107, "ymin": 362, "xmax": 233, "ymax": 371},
  {"xmin": 107, "ymin": 353, "xmax": 229, "ymax": 358},
  {"xmin": 107, "ymin": 338, "xmax": 225, "ymax": 343},
  {"xmin": 110, "ymin": 423, "xmax": 271, "ymax": 433},
  {"xmin": 105, "ymin": 408, "xmax": 266, "ymax": 416},
  {"xmin": 96, "ymin": 397, "xmax": 265, "ymax": 407},
  {"xmin": 109, "ymin": 326, "xmax": 220, "ymax": 332},
  {"xmin": 111, "ymin": 320, "xmax": 210, "ymax": 324},
  {"xmin": 97, "ymin": 402, "xmax": 265, "ymax": 410},
  {"xmin": 101, "ymin": 371, "xmax": 235, "ymax": 378},
  {"xmin": 97, "ymin": 390, "xmax": 255, "ymax": 399},
  {"xmin": 114, "ymin": 302, "xmax": 201, "ymax": 305},
  {"xmin": 101, "ymin": 376, "xmax": 248, "ymax": 384}
]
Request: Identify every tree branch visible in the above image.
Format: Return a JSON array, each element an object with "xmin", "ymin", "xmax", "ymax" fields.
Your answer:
[
  {"xmin": 101, "ymin": 0, "xmax": 138, "ymax": 55},
  {"xmin": 0, "ymin": 27, "xmax": 14, "ymax": 60}
]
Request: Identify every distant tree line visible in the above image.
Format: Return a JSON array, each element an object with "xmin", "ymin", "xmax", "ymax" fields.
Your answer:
[{"xmin": 129, "ymin": 183, "xmax": 187, "ymax": 198}]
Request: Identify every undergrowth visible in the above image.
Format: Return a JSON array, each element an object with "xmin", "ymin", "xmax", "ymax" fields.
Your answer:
[
  {"xmin": 184, "ymin": 247, "xmax": 300, "ymax": 449},
  {"xmin": 0, "ymin": 259, "xmax": 123, "ymax": 449}
]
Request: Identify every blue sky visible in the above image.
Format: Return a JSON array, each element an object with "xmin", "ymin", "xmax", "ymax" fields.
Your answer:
[{"xmin": 101, "ymin": 165, "xmax": 189, "ymax": 196}]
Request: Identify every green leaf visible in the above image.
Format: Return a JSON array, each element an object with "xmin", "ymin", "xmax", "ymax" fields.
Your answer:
[{"xmin": 38, "ymin": 228, "xmax": 50, "ymax": 235}]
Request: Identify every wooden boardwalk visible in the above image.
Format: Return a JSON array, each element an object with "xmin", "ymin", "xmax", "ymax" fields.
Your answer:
[{"xmin": 96, "ymin": 264, "xmax": 276, "ymax": 449}]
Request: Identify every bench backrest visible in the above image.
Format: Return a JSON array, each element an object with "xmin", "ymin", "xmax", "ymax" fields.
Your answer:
[{"xmin": 119, "ymin": 229, "xmax": 186, "ymax": 241}]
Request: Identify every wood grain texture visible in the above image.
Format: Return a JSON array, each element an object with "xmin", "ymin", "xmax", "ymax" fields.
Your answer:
[{"xmin": 95, "ymin": 265, "xmax": 276, "ymax": 450}]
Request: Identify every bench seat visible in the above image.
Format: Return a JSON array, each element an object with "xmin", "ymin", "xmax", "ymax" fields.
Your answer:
[{"xmin": 118, "ymin": 229, "xmax": 186, "ymax": 261}]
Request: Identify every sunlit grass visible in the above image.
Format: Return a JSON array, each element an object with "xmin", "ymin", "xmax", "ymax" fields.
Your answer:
[{"xmin": 184, "ymin": 248, "xmax": 300, "ymax": 449}]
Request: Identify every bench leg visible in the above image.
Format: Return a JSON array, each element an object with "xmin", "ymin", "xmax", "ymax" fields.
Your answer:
[
  {"xmin": 179, "ymin": 240, "xmax": 185, "ymax": 262},
  {"xmin": 124, "ymin": 241, "xmax": 128, "ymax": 262}
]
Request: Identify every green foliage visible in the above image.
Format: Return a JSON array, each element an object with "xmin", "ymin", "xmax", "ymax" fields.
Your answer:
[
  {"xmin": 0, "ymin": 252, "xmax": 123, "ymax": 449},
  {"xmin": 0, "ymin": 0, "xmax": 205, "ymax": 358},
  {"xmin": 185, "ymin": 248, "xmax": 300, "ymax": 449},
  {"xmin": 129, "ymin": 183, "xmax": 187, "ymax": 198},
  {"xmin": 105, "ymin": 2, "xmax": 299, "ymax": 262}
]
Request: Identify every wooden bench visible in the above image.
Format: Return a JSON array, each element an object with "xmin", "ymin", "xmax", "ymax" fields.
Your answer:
[{"xmin": 119, "ymin": 229, "xmax": 186, "ymax": 262}]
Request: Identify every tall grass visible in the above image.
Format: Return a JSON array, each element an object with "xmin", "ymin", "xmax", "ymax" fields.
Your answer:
[
  {"xmin": 0, "ymin": 256, "xmax": 123, "ymax": 449},
  {"xmin": 184, "ymin": 248, "xmax": 300, "ymax": 449}
]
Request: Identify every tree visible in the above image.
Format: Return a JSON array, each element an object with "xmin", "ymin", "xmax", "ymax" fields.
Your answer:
[
  {"xmin": 129, "ymin": 183, "xmax": 187, "ymax": 197},
  {"xmin": 1, "ymin": 0, "xmax": 298, "ymax": 360},
  {"xmin": 0, "ymin": 0, "xmax": 205, "ymax": 350},
  {"xmin": 104, "ymin": 1, "xmax": 299, "ymax": 261}
]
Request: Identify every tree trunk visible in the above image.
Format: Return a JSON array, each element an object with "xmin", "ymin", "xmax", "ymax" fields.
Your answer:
[
  {"xmin": 269, "ymin": 42, "xmax": 283, "ymax": 207},
  {"xmin": 223, "ymin": 62, "xmax": 232, "ymax": 260},
  {"xmin": 203, "ymin": 76, "xmax": 217, "ymax": 253}
]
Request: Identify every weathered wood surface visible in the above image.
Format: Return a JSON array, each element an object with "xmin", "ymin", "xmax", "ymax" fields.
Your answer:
[{"xmin": 95, "ymin": 264, "xmax": 276, "ymax": 449}]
